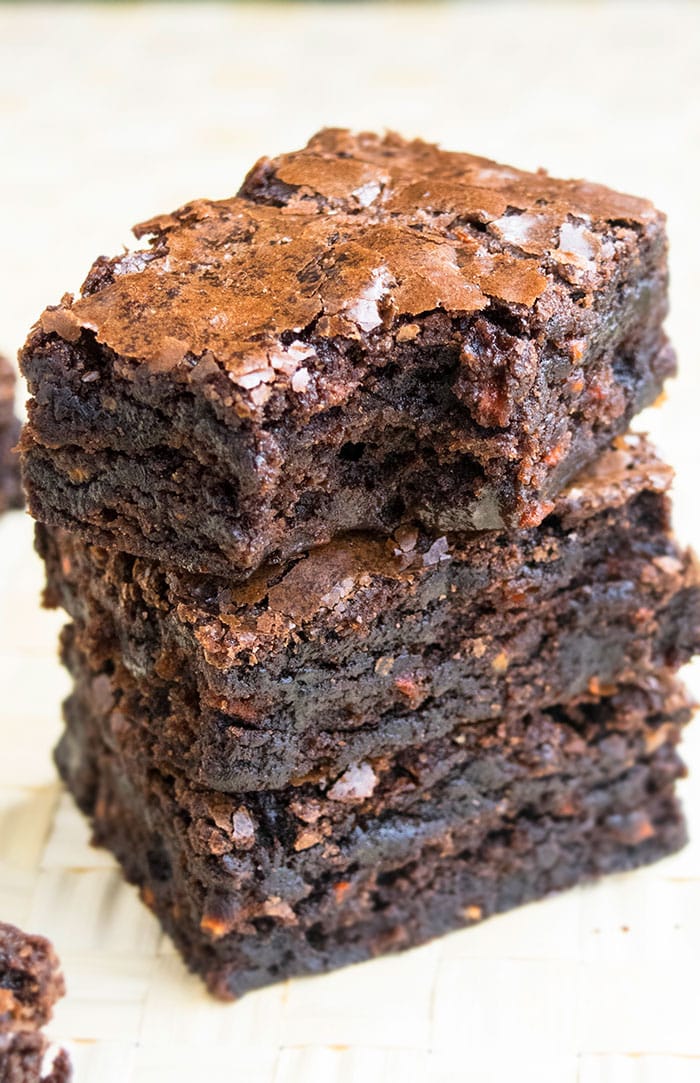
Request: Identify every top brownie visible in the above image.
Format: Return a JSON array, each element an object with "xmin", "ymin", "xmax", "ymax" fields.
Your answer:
[{"xmin": 20, "ymin": 129, "xmax": 673, "ymax": 575}]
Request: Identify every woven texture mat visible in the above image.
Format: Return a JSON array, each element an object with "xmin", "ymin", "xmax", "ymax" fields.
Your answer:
[{"xmin": 1, "ymin": 4, "xmax": 699, "ymax": 1080}]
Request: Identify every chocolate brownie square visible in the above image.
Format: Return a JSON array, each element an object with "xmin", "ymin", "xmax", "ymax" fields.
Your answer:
[
  {"xmin": 39, "ymin": 436, "xmax": 700, "ymax": 792},
  {"xmin": 21, "ymin": 129, "xmax": 673, "ymax": 575},
  {"xmin": 56, "ymin": 655, "xmax": 691, "ymax": 999}
]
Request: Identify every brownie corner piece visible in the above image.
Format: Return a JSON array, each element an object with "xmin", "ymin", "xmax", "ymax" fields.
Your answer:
[
  {"xmin": 20, "ymin": 129, "xmax": 673, "ymax": 574},
  {"xmin": 0, "ymin": 354, "xmax": 23, "ymax": 514}
]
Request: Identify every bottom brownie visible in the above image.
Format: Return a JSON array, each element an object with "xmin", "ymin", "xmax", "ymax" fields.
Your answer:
[{"xmin": 56, "ymin": 640, "xmax": 691, "ymax": 999}]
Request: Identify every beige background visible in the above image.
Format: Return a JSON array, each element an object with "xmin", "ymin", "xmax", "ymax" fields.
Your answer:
[{"xmin": 0, "ymin": 3, "xmax": 699, "ymax": 1080}]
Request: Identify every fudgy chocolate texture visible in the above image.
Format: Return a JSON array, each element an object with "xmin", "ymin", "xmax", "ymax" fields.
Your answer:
[
  {"xmin": 40, "ymin": 437, "xmax": 700, "ymax": 792},
  {"xmin": 20, "ymin": 129, "xmax": 673, "ymax": 575},
  {"xmin": 0, "ymin": 923, "xmax": 71, "ymax": 1082},
  {"xmin": 57, "ymin": 662, "xmax": 690, "ymax": 999},
  {"xmin": 0, "ymin": 355, "xmax": 23, "ymax": 514}
]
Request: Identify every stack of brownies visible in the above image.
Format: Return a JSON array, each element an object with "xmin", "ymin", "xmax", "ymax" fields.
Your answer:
[{"xmin": 19, "ymin": 130, "xmax": 700, "ymax": 998}]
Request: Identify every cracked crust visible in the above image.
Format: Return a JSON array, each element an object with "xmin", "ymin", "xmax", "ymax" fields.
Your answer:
[{"xmin": 45, "ymin": 128, "xmax": 663, "ymax": 375}]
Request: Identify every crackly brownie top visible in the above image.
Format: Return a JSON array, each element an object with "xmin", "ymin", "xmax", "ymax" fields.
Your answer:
[
  {"xmin": 0, "ymin": 923, "xmax": 65, "ymax": 1034},
  {"xmin": 32, "ymin": 129, "xmax": 662, "ymax": 414}
]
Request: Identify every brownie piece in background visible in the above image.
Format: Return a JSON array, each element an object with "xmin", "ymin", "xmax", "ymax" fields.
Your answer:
[
  {"xmin": 0, "ymin": 922, "xmax": 71, "ymax": 1082},
  {"xmin": 56, "ymin": 658, "xmax": 690, "ymax": 1000},
  {"xmin": 38, "ymin": 436, "xmax": 700, "ymax": 791},
  {"xmin": 0, "ymin": 355, "xmax": 23, "ymax": 514},
  {"xmin": 21, "ymin": 129, "xmax": 673, "ymax": 576},
  {"xmin": 0, "ymin": 923, "xmax": 65, "ymax": 1034}
]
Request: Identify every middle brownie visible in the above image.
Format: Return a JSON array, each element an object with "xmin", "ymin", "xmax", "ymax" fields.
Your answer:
[{"xmin": 39, "ymin": 436, "xmax": 700, "ymax": 793}]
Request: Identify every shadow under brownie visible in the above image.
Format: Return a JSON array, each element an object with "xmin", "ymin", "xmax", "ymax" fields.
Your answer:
[
  {"xmin": 39, "ymin": 436, "xmax": 700, "ymax": 792},
  {"xmin": 21, "ymin": 129, "xmax": 673, "ymax": 576},
  {"xmin": 56, "ymin": 655, "xmax": 691, "ymax": 1000}
]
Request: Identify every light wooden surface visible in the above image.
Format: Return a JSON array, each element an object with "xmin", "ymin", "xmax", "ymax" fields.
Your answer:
[{"xmin": 1, "ymin": 3, "xmax": 699, "ymax": 1081}]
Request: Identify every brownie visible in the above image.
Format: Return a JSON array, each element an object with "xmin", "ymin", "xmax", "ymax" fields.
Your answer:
[
  {"xmin": 0, "ymin": 355, "xmax": 23, "ymax": 514},
  {"xmin": 39, "ymin": 436, "xmax": 700, "ymax": 792},
  {"xmin": 56, "ymin": 657, "xmax": 690, "ymax": 999},
  {"xmin": 0, "ymin": 923, "xmax": 71, "ymax": 1083},
  {"xmin": 0, "ymin": 1034, "xmax": 71, "ymax": 1083},
  {"xmin": 20, "ymin": 129, "xmax": 673, "ymax": 576}
]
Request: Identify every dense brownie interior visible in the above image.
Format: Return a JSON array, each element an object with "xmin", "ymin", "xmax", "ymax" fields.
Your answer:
[{"xmin": 39, "ymin": 437, "xmax": 700, "ymax": 791}]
